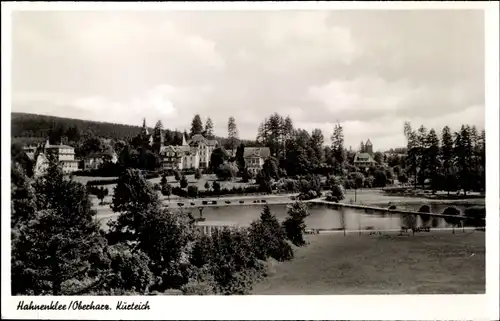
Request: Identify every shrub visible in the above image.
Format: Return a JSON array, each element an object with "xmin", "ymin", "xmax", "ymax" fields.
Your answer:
[
  {"xmin": 204, "ymin": 181, "xmax": 210, "ymax": 190},
  {"xmin": 418, "ymin": 204, "xmax": 431, "ymax": 223},
  {"xmin": 443, "ymin": 206, "xmax": 461, "ymax": 226},
  {"xmin": 282, "ymin": 201, "xmax": 310, "ymax": 247},
  {"xmin": 373, "ymin": 171, "xmax": 387, "ymax": 188},
  {"xmin": 142, "ymin": 171, "xmax": 160, "ymax": 180},
  {"xmin": 248, "ymin": 206, "xmax": 294, "ymax": 262},
  {"xmin": 216, "ymin": 162, "xmax": 237, "ymax": 181},
  {"xmin": 174, "ymin": 170, "xmax": 181, "ymax": 181},
  {"xmin": 241, "ymin": 168, "xmax": 252, "ymax": 183},
  {"xmin": 180, "ymin": 270, "xmax": 217, "ymax": 295},
  {"xmin": 194, "ymin": 169, "xmax": 202, "ymax": 180},
  {"xmin": 398, "ymin": 174, "xmax": 408, "ymax": 184},
  {"xmin": 161, "ymin": 184, "xmax": 172, "ymax": 198},
  {"xmin": 330, "ymin": 183, "xmax": 345, "ymax": 201},
  {"xmin": 388, "ymin": 205, "xmax": 397, "ymax": 210},
  {"xmin": 190, "ymin": 234, "xmax": 215, "ymax": 268},
  {"xmin": 443, "ymin": 206, "xmax": 460, "ymax": 215},
  {"xmin": 212, "ymin": 181, "xmax": 221, "ymax": 194},
  {"xmin": 258, "ymin": 178, "xmax": 273, "ymax": 194},
  {"xmin": 297, "ymin": 190, "xmax": 319, "ymax": 201},
  {"xmin": 104, "ymin": 244, "xmax": 154, "ymax": 293},
  {"xmin": 209, "ymin": 228, "xmax": 266, "ymax": 295},
  {"xmin": 326, "ymin": 194, "xmax": 339, "ymax": 202},
  {"xmin": 283, "ymin": 179, "xmax": 299, "ymax": 192},
  {"xmin": 86, "ymin": 179, "xmax": 118, "ymax": 186},
  {"xmin": 464, "ymin": 206, "xmax": 485, "ymax": 227},
  {"xmin": 172, "ymin": 187, "xmax": 188, "ymax": 198},
  {"xmin": 364, "ymin": 176, "xmax": 375, "ymax": 188},
  {"xmin": 401, "ymin": 214, "xmax": 417, "ymax": 234},
  {"xmin": 180, "ymin": 175, "xmax": 188, "ymax": 189},
  {"xmin": 187, "ymin": 185, "xmax": 199, "ymax": 198}
]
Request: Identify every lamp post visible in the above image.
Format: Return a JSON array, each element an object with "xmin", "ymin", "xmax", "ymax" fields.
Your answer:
[{"xmin": 198, "ymin": 207, "xmax": 205, "ymax": 222}]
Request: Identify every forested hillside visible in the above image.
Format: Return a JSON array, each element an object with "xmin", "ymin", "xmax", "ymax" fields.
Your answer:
[
  {"xmin": 11, "ymin": 112, "xmax": 260, "ymax": 148},
  {"xmin": 11, "ymin": 112, "xmax": 149, "ymax": 142}
]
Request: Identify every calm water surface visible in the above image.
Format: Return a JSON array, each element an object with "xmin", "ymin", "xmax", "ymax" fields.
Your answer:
[{"xmin": 184, "ymin": 203, "xmax": 460, "ymax": 231}]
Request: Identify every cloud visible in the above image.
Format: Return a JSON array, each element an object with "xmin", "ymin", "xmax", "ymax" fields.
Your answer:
[{"xmin": 11, "ymin": 9, "xmax": 485, "ymax": 150}]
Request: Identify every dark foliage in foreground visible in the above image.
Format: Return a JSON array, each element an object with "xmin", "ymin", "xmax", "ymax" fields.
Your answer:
[{"xmin": 11, "ymin": 160, "xmax": 306, "ymax": 295}]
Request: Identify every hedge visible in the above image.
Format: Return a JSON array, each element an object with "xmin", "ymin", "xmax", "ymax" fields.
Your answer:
[{"xmin": 86, "ymin": 179, "xmax": 119, "ymax": 186}]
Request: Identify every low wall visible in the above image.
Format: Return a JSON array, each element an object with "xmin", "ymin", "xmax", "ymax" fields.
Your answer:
[{"xmin": 309, "ymin": 200, "xmax": 484, "ymax": 222}]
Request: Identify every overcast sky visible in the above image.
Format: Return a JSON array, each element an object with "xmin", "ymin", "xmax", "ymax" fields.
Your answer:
[{"xmin": 11, "ymin": 9, "xmax": 484, "ymax": 151}]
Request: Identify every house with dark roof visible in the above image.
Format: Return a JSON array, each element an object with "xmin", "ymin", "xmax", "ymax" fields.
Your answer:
[
  {"xmin": 353, "ymin": 152, "xmax": 376, "ymax": 167},
  {"xmin": 354, "ymin": 139, "xmax": 376, "ymax": 168},
  {"xmin": 187, "ymin": 134, "xmax": 218, "ymax": 168},
  {"xmin": 243, "ymin": 147, "xmax": 271, "ymax": 174},
  {"xmin": 41, "ymin": 140, "xmax": 79, "ymax": 174},
  {"xmin": 159, "ymin": 133, "xmax": 218, "ymax": 170},
  {"xmin": 84, "ymin": 151, "xmax": 118, "ymax": 170}
]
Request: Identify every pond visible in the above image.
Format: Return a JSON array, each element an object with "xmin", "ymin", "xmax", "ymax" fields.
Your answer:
[{"xmin": 182, "ymin": 202, "xmax": 463, "ymax": 231}]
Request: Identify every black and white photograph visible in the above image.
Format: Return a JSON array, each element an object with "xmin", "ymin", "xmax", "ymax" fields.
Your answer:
[{"xmin": 2, "ymin": 1, "xmax": 499, "ymax": 320}]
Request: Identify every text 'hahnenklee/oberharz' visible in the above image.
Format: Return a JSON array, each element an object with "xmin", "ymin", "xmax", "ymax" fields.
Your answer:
[{"xmin": 17, "ymin": 300, "xmax": 151, "ymax": 311}]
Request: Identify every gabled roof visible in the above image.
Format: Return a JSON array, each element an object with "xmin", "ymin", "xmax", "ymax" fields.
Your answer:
[
  {"xmin": 189, "ymin": 134, "xmax": 206, "ymax": 142},
  {"xmin": 365, "ymin": 139, "xmax": 372, "ymax": 146},
  {"xmin": 45, "ymin": 142, "xmax": 74, "ymax": 149},
  {"xmin": 354, "ymin": 152, "xmax": 375, "ymax": 163},
  {"xmin": 161, "ymin": 145, "xmax": 198, "ymax": 156},
  {"xmin": 243, "ymin": 147, "xmax": 271, "ymax": 159},
  {"xmin": 188, "ymin": 134, "xmax": 218, "ymax": 146}
]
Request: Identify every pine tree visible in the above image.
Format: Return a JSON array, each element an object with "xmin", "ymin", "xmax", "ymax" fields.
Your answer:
[
  {"xmin": 441, "ymin": 126, "xmax": 454, "ymax": 195},
  {"xmin": 282, "ymin": 201, "xmax": 310, "ymax": 246},
  {"xmin": 204, "ymin": 118, "xmax": 214, "ymax": 139},
  {"xmin": 282, "ymin": 116, "xmax": 294, "ymax": 157},
  {"xmin": 359, "ymin": 141, "xmax": 365, "ymax": 153},
  {"xmin": 164, "ymin": 129, "xmax": 174, "ymax": 145},
  {"xmin": 404, "ymin": 122, "xmax": 418, "ymax": 189},
  {"xmin": 257, "ymin": 113, "xmax": 286, "ymax": 157},
  {"xmin": 190, "ymin": 115, "xmax": 204, "ymax": 137},
  {"xmin": 426, "ymin": 129, "xmax": 440, "ymax": 192},
  {"xmin": 12, "ymin": 160, "xmax": 108, "ymax": 295},
  {"xmin": 152, "ymin": 120, "xmax": 163, "ymax": 154},
  {"xmin": 479, "ymin": 129, "xmax": 486, "ymax": 190},
  {"xmin": 235, "ymin": 143, "xmax": 246, "ymax": 171},
  {"xmin": 417, "ymin": 125, "xmax": 428, "ymax": 188},
  {"xmin": 453, "ymin": 125, "xmax": 473, "ymax": 195},
  {"xmin": 248, "ymin": 205, "xmax": 292, "ymax": 262},
  {"xmin": 310, "ymin": 129, "xmax": 324, "ymax": 164},
  {"xmin": 331, "ymin": 123, "xmax": 345, "ymax": 175},
  {"xmin": 227, "ymin": 116, "xmax": 239, "ymax": 150},
  {"xmin": 470, "ymin": 126, "xmax": 480, "ymax": 173}
]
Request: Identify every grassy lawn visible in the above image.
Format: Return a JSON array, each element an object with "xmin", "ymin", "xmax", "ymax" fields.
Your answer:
[{"xmin": 252, "ymin": 230, "xmax": 485, "ymax": 295}]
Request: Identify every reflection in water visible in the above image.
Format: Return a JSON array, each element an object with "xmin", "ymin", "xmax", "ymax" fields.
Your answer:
[{"xmin": 197, "ymin": 203, "xmax": 456, "ymax": 231}]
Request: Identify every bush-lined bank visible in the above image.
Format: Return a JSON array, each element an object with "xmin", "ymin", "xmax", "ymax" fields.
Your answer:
[{"xmin": 12, "ymin": 163, "xmax": 312, "ymax": 296}]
